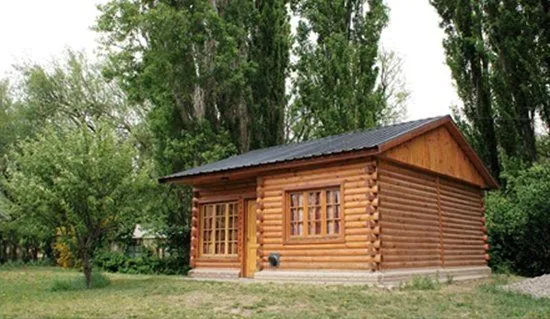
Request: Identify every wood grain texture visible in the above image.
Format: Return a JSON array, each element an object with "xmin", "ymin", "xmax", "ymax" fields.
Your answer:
[
  {"xmin": 194, "ymin": 180, "xmax": 256, "ymax": 270},
  {"xmin": 379, "ymin": 161, "xmax": 486, "ymax": 270},
  {"xmin": 190, "ymin": 190, "xmax": 200, "ymax": 268},
  {"xmin": 440, "ymin": 178, "xmax": 486, "ymax": 267},
  {"xmin": 379, "ymin": 162, "xmax": 441, "ymax": 269},
  {"xmin": 382, "ymin": 126, "xmax": 486, "ymax": 187},
  {"xmin": 259, "ymin": 160, "xmax": 374, "ymax": 270}
]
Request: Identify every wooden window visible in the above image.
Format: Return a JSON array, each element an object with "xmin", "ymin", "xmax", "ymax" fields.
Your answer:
[
  {"xmin": 326, "ymin": 189, "xmax": 341, "ymax": 235},
  {"xmin": 286, "ymin": 186, "xmax": 343, "ymax": 242},
  {"xmin": 200, "ymin": 202, "xmax": 238, "ymax": 256}
]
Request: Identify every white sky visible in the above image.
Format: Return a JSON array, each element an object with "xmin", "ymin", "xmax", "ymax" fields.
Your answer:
[{"xmin": 0, "ymin": 0, "xmax": 458, "ymax": 120}]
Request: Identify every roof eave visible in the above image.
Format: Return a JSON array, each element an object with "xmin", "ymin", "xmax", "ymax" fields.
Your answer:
[{"xmin": 159, "ymin": 147, "xmax": 381, "ymax": 185}]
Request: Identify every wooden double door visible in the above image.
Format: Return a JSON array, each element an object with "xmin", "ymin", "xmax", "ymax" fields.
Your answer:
[{"xmin": 243, "ymin": 199, "xmax": 258, "ymax": 278}]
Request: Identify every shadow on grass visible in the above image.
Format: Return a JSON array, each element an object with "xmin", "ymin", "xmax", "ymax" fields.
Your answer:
[{"xmin": 50, "ymin": 271, "xmax": 111, "ymax": 291}]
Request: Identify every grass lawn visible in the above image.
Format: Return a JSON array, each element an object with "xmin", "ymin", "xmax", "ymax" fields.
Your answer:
[{"xmin": 1, "ymin": 267, "xmax": 549, "ymax": 318}]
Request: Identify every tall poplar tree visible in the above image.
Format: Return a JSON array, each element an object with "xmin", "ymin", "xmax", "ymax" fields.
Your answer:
[
  {"xmin": 431, "ymin": 0, "xmax": 501, "ymax": 179},
  {"xmin": 289, "ymin": 0, "xmax": 389, "ymax": 140},
  {"xmin": 96, "ymin": 0, "xmax": 291, "ymax": 260},
  {"xmin": 431, "ymin": 0, "xmax": 549, "ymax": 173},
  {"xmin": 249, "ymin": 0, "xmax": 291, "ymax": 149},
  {"xmin": 96, "ymin": 0, "xmax": 290, "ymax": 156}
]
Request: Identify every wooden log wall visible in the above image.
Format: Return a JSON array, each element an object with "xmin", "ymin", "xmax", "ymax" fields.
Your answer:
[
  {"xmin": 193, "ymin": 179, "xmax": 256, "ymax": 270},
  {"xmin": 258, "ymin": 160, "xmax": 376, "ymax": 270},
  {"xmin": 366, "ymin": 162, "xmax": 381, "ymax": 270},
  {"xmin": 378, "ymin": 160, "xmax": 487, "ymax": 270},
  {"xmin": 440, "ymin": 178, "xmax": 486, "ymax": 267},
  {"xmin": 190, "ymin": 190, "xmax": 199, "ymax": 268},
  {"xmin": 256, "ymin": 177, "xmax": 265, "ymax": 271},
  {"xmin": 378, "ymin": 161, "xmax": 442, "ymax": 269}
]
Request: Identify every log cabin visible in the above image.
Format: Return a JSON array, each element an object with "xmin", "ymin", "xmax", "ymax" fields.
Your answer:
[{"xmin": 159, "ymin": 115, "xmax": 498, "ymax": 284}]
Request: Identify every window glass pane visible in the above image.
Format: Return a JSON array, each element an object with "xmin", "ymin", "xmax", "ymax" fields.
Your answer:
[
  {"xmin": 201, "ymin": 202, "xmax": 237, "ymax": 256},
  {"xmin": 289, "ymin": 188, "xmax": 340, "ymax": 238},
  {"xmin": 291, "ymin": 194, "xmax": 298, "ymax": 207}
]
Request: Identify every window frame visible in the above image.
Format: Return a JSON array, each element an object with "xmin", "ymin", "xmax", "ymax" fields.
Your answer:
[
  {"xmin": 199, "ymin": 200, "xmax": 239, "ymax": 258},
  {"xmin": 283, "ymin": 183, "xmax": 345, "ymax": 244}
]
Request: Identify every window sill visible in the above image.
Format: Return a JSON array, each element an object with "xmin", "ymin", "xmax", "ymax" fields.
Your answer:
[
  {"xmin": 283, "ymin": 236, "xmax": 345, "ymax": 245},
  {"xmin": 198, "ymin": 255, "xmax": 238, "ymax": 259}
]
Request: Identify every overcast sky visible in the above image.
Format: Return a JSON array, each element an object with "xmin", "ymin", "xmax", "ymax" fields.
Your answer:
[{"xmin": 0, "ymin": 0, "xmax": 459, "ymax": 120}]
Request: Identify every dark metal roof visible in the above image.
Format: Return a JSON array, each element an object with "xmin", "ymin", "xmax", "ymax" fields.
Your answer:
[{"xmin": 160, "ymin": 116, "xmax": 446, "ymax": 181}]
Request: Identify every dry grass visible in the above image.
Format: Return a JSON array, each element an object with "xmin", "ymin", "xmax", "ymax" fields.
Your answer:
[{"xmin": 0, "ymin": 266, "xmax": 549, "ymax": 318}]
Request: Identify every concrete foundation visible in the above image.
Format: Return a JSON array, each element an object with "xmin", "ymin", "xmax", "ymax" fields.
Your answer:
[
  {"xmin": 188, "ymin": 266, "xmax": 491, "ymax": 286},
  {"xmin": 188, "ymin": 268, "xmax": 240, "ymax": 279}
]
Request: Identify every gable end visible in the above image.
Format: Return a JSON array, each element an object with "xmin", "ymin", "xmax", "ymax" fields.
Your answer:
[{"xmin": 379, "ymin": 124, "xmax": 491, "ymax": 188}]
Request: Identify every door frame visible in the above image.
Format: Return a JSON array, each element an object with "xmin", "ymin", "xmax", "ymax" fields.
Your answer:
[{"xmin": 242, "ymin": 197, "xmax": 257, "ymax": 278}]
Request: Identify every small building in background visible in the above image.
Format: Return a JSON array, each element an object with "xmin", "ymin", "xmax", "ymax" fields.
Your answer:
[{"xmin": 129, "ymin": 224, "xmax": 167, "ymax": 258}]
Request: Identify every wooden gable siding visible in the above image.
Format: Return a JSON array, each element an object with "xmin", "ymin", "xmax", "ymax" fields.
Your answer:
[
  {"xmin": 191, "ymin": 179, "xmax": 256, "ymax": 270},
  {"xmin": 381, "ymin": 126, "xmax": 486, "ymax": 188},
  {"xmin": 257, "ymin": 159, "xmax": 377, "ymax": 270},
  {"xmin": 378, "ymin": 161, "xmax": 488, "ymax": 270}
]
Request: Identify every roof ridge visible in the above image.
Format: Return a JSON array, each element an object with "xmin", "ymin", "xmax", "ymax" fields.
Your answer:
[{"xmin": 233, "ymin": 115, "xmax": 447, "ymax": 157}]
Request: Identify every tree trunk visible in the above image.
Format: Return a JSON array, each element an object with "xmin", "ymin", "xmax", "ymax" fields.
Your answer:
[
  {"xmin": 10, "ymin": 242, "xmax": 17, "ymax": 261},
  {"xmin": 238, "ymin": 97, "xmax": 249, "ymax": 153},
  {"xmin": 82, "ymin": 249, "xmax": 92, "ymax": 288},
  {"xmin": 0, "ymin": 239, "xmax": 5, "ymax": 263}
]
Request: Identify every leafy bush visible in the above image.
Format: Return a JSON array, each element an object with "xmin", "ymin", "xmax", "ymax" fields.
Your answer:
[
  {"xmin": 50, "ymin": 271, "xmax": 110, "ymax": 291},
  {"xmin": 0, "ymin": 258, "xmax": 54, "ymax": 268},
  {"xmin": 486, "ymin": 162, "xmax": 550, "ymax": 276},
  {"xmin": 93, "ymin": 251, "xmax": 189, "ymax": 275}
]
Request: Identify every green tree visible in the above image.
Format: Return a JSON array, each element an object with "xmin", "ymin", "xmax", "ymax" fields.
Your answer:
[
  {"xmin": 484, "ymin": 0, "xmax": 548, "ymax": 163},
  {"xmin": 289, "ymin": 0, "xmax": 389, "ymax": 140},
  {"xmin": 430, "ymin": 0, "xmax": 501, "ymax": 179},
  {"xmin": 95, "ymin": 0, "xmax": 291, "ymax": 263},
  {"xmin": 0, "ymin": 52, "xmax": 155, "ymax": 267},
  {"xmin": 95, "ymin": 0, "xmax": 290, "ymax": 154},
  {"xmin": 431, "ymin": 0, "xmax": 549, "ymax": 174},
  {"xmin": 486, "ymin": 161, "xmax": 550, "ymax": 276},
  {"xmin": 249, "ymin": 0, "xmax": 291, "ymax": 148},
  {"xmin": 376, "ymin": 49, "xmax": 409, "ymax": 125},
  {"xmin": 2, "ymin": 124, "xmax": 151, "ymax": 287}
]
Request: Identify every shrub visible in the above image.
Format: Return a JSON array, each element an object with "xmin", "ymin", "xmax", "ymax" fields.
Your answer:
[
  {"xmin": 50, "ymin": 271, "xmax": 110, "ymax": 291},
  {"xmin": 53, "ymin": 227, "xmax": 77, "ymax": 268},
  {"xmin": 93, "ymin": 250, "xmax": 189, "ymax": 275},
  {"xmin": 0, "ymin": 258, "xmax": 54, "ymax": 268},
  {"xmin": 486, "ymin": 162, "xmax": 550, "ymax": 276}
]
